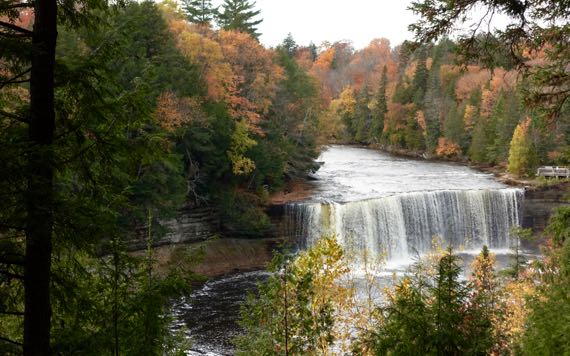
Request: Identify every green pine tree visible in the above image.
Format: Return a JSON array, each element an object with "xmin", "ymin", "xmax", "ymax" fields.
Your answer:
[
  {"xmin": 393, "ymin": 44, "xmax": 414, "ymax": 104},
  {"xmin": 523, "ymin": 207, "xmax": 570, "ymax": 355},
  {"xmin": 280, "ymin": 33, "xmax": 298, "ymax": 57},
  {"xmin": 217, "ymin": 0, "xmax": 262, "ymax": 38},
  {"xmin": 443, "ymin": 102, "xmax": 466, "ymax": 151},
  {"xmin": 181, "ymin": 0, "xmax": 217, "ymax": 25},
  {"xmin": 371, "ymin": 65, "xmax": 388, "ymax": 142},
  {"xmin": 494, "ymin": 90, "xmax": 522, "ymax": 162},
  {"xmin": 424, "ymin": 61, "xmax": 443, "ymax": 152},
  {"xmin": 412, "ymin": 46, "xmax": 429, "ymax": 107},
  {"xmin": 431, "ymin": 250, "xmax": 471, "ymax": 354},
  {"xmin": 368, "ymin": 248, "xmax": 496, "ymax": 355},
  {"xmin": 467, "ymin": 246, "xmax": 499, "ymax": 354},
  {"xmin": 354, "ymin": 83, "xmax": 373, "ymax": 142},
  {"xmin": 308, "ymin": 42, "xmax": 318, "ymax": 62}
]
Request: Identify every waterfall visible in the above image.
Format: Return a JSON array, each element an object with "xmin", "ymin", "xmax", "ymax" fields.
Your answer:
[{"xmin": 285, "ymin": 188, "xmax": 524, "ymax": 262}]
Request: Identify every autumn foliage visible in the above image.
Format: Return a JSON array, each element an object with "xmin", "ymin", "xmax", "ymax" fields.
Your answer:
[
  {"xmin": 435, "ymin": 137, "xmax": 461, "ymax": 158},
  {"xmin": 312, "ymin": 36, "xmax": 565, "ymax": 171},
  {"xmin": 507, "ymin": 117, "xmax": 534, "ymax": 177},
  {"xmin": 155, "ymin": 91, "xmax": 201, "ymax": 132}
]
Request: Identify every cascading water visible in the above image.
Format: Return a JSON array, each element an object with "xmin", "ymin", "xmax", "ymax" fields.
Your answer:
[
  {"xmin": 285, "ymin": 145, "xmax": 525, "ymax": 265},
  {"xmin": 174, "ymin": 146, "xmax": 528, "ymax": 355},
  {"xmin": 286, "ymin": 188, "xmax": 523, "ymax": 263}
]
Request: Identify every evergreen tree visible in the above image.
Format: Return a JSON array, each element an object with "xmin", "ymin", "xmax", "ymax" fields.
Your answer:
[
  {"xmin": 494, "ymin": 90, "xmax": 522, "ymax": 161},
  {"xmin": 468, "ymin": 88, "xmax": 497, "ymax": 164},
  {"xmin": 217, "ymin": 0, "xmax": 262, "ymax": 38},
  {"xmin": 523, "ymin": 207, "xmax": 570, "ymax": 355},
  {"xmin": 371, "ymin": 276, "xmax": 431, "ymax": 354},
  {"xmin": 266, "ymin": 46, "xmax": 320, "ymax": 181},
  {"xmin": 404, "ymin": 114, "xmax": 426, "ymax": 151},
  {"xmin": 0, "ymin": 2, "xmax": 201, "ymax": 353},
  {"xmin": 412, "ymin": 46, "xmax": 429, "ymax": 107},
  {"xmin": 486, "ymin": 91, "xmax": 507, "ymax": 163},
  {"xmin": 371, "ymin": 65, "xmax": 388, "ymax": 142},
  {"xmin": 369, "ymin": 248, "xmax": 496, "ymax": 355},
  {"xmin": 424, "ymin": 61, "xmax": 443, "ymax": 152},
  {"xmin": 280, "ymin": 32, "xmax": 298, "ymax": 57},
  {"xmin": 506, "ymin": 227, "xmax": 534, "ymax": 279},
  {"xmin": 0, "ymin": 0, "xmax": 113, "ymax": 351},
  {"xmin": 308, "ymin": 42, "xmax": 318, "ymax": 62},
  {"xmin": 431, "ymin": 250, "xmax": 471, "ymax": 354},
  {"xmin": 469, "ymin": 121, "xmax": 489, "ymax": 163},
  {"xmin": 181, "ymin": 0, "xmax": 217, "ymax": 25},
  {"xmin": 467, "ymin": 246, "xmax": 500, "ymax": 354},
  {"xmin": 443, "ymin": 102, "xmax": 466, "ymax": 151},
  {"xmin": 354, "ymin": 83, "xmax": 373, "ymax": 142}
]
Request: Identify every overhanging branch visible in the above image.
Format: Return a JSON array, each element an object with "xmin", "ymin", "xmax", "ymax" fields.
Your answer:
[
  {"xmin": 0, "ymin": 21, "xmax": 32, "ymax": 36},
  {"xmin": 0, "ymin": 336, "xmax": 23, "ymax": 347},
  {"xmin": 0, "ymin": 270, "xmax": 25, "ymax": 280},
  {"xmin": 0, "ymin": 311, "xmax": 24, "ymax": 316},
  {"xmin": 0, "ymin": 110, "xmax": 29, "ymax": 124},
  {"xmin": 0, "ymin": 67, "xmax": 31, "ymax": 90},
  {"xmin": 0, "ymin": 2, "xmax": 33, "ymax": 11}
]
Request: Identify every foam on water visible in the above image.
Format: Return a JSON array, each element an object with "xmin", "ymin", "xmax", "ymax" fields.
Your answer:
[{"xmin": 286, "ymin": 146, "xmax": 525, "ymax": 266}]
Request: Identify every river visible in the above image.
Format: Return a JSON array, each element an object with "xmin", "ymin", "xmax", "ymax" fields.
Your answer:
[{"xmin": 172, "ymin": 145, "xmax": 528, "ymax": 355}]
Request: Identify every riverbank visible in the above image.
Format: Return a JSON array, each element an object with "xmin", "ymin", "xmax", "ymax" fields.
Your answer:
[
  {"xmin": 269, "ymin": 178, "xmax": 317, "ymax": 204},
  {"xmin": 374, "ymin": 143, "xmax": 570, "ymax": 191},
  {"xmin": 134, "ymin": 237, "xmax": 282, "ymax": 278},
  {"xmin": 140, "ymin": 145, "xmax": 567, "ymax": 279}
]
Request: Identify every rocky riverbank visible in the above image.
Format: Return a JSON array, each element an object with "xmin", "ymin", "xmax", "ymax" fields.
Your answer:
[
  {"xmin": 132, "ymin": 145, "xmax": 568, "ymax": 278},
  {"xmin": 135, "ymin": 237, "xmax": 282, "ymax": 278}
]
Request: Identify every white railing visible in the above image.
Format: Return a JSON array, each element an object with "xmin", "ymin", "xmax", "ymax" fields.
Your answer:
[{"xmin": 536, "ymin": 166, "xmax": 570, "ymax": 178}]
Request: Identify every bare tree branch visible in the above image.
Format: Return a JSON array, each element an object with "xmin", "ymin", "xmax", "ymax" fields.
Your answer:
[
  {"xmin": 0, "ymin": 110, "xmax": 29, "ymax": 124},
  {"xmin": 0, "ymin": 2, "xmax": 33, "ymax": 11},
  {"xmin": 0, "ymin": 270, "xmax": 24, "ymax": 280},
  {"xmin": 0, "ymin": 67, "xmax": 31, "ymax": 89},
  {"xmin": 0, "ymin": 336, "xmax": 23, "ymax": 347},
  {"xmin": 0, "ymin": 20, "xmax": 32, "ymax": 36},
  {"xmin": 0, "ymin": 31, "xmax": 31, "ymax": 38},
  {"xmin": 0, "ymin": 311, "xmax": 24, "ymax": 316}
]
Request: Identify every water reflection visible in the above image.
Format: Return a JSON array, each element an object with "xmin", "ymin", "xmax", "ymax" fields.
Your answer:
[{"xmin": 172, "ymin": 271, "xmax": 269, "ymax": 356}]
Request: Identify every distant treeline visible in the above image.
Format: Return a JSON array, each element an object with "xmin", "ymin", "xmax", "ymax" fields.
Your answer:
[{"xmin": 296, "ymin": 38, "xmax": 569, "ymax": 176}]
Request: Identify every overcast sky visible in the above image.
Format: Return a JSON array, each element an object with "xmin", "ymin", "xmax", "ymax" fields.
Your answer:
[
  {"xmin": 213, "ymin": 0, "xmax": 418, "ymax": 49},
  {"xmin": 211, "ymin": 1, "xmax": 512, "ymax": 50}
]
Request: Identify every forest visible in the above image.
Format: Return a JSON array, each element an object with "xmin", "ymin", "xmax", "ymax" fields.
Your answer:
[
  {"xmin": 299, "ymin": 32, "xmax": 569, "ymax": 176},
  {"xmin": 1, "ymin": 0, "xmax": 569, "ymax": 354}
]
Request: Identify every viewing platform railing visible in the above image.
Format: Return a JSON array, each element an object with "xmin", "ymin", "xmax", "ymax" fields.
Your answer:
[{"xmin": 536, "ymin": 166, "xmax": 570, "ymax": 178}]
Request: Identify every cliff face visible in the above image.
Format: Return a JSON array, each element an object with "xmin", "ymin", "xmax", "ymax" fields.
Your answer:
[
  {"xmin": 129, "ymin": 207, "xmax": 219, "ymax": 251},
  {"xmin": 522, "ymin": 183, "xmax": 570, "ymax": 233},
  {"xmin": 136, "ymin": 238, "xmax": 281, "ymax": 278},
  {"xmin": 125, "ymin": 183, "xmax": 567, "ymax": 253}
]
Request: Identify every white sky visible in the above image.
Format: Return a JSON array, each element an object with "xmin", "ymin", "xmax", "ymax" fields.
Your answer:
[
  {"xmin": 214, "ymin": 0, "xmax": 418, "ymax": 49},
  {"xmin": 212, "ymin": 0, "xmax": 512, "ymax": 50}
]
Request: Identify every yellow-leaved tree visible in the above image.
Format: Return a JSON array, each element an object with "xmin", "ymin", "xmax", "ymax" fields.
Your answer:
[{"xmin": 507, "ymin": 117, "xmax": 535, "ymax": 177}]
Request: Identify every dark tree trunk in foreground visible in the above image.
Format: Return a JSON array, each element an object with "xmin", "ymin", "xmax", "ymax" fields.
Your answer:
[{"xmin": 24, "ymin": 0, "xmax": 57, "ymax": 354}]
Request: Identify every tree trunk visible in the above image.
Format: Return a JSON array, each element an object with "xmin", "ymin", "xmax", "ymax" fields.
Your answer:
[{"xmin": 24, "ymin": 0, "xmax": 57, "ymax": 354}]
